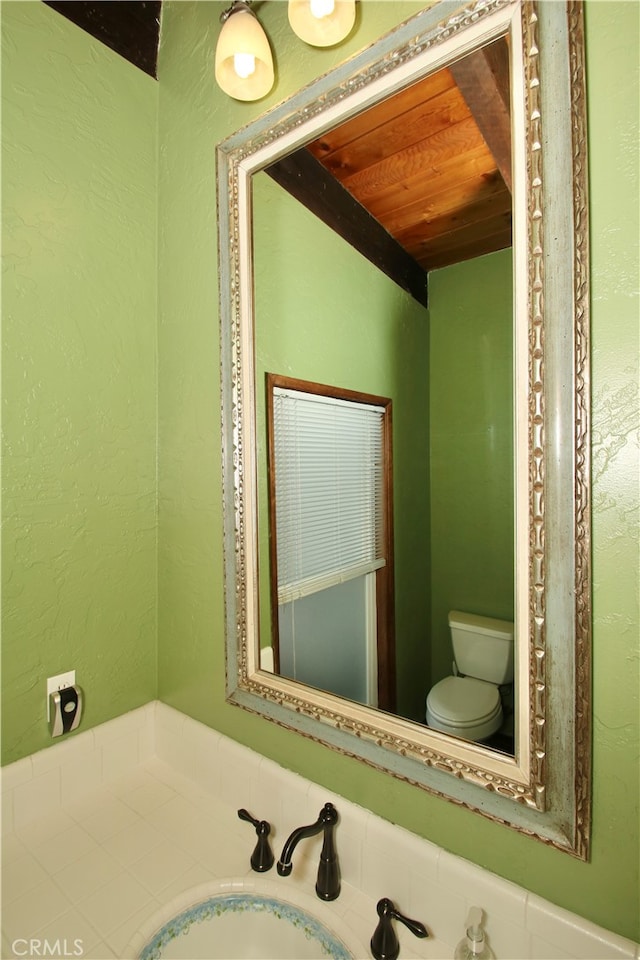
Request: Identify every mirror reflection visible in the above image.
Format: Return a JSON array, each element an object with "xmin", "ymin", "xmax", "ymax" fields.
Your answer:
[
  {"xmin": 253, "ymin": 40, "xmax": 516, "ymax": 756},
  {"xmin": 220, "ymin": 0, "xmax": 591, "ymax": 853}
]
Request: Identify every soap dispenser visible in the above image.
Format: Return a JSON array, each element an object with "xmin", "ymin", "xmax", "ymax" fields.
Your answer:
[{"xmin": 454, "ymin": 907, "xmax": 494, "ymax": 959}]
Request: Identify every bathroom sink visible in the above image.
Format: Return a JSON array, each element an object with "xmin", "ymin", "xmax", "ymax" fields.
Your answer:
[{"xmin": 130, "ymin": 880, "xmax": 361, "ymax": 960}]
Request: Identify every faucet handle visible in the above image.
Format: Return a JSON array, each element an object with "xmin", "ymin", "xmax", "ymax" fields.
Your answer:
[
  {"xmin": 370, "ymin": 898, "xmax": 429, "ymax": 960},
  {"xmin": 237, "ymin": 809, "xmax": 275, "ymax": 872}
]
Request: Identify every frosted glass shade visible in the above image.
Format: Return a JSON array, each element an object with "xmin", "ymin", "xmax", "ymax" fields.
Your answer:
[
  {"xmin": 215, "ymin": 7, "xmax": 274, "ymax": 101},
  {"xmin": 288, "ymin": 0, "xmax": 356, "ymax": 47}
]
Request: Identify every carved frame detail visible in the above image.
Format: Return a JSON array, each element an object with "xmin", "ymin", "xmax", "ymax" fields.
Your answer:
[{"xmin": 217, "ymin": 0, "xmax": 591, "ymax": 857}]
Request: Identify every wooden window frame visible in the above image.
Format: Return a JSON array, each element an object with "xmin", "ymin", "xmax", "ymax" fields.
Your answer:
[{"xmin": 266, "ymin": 373, "xmax": 396, "ymax": 713}]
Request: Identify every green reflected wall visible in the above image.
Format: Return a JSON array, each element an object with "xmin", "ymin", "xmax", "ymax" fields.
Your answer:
[
  {"xmin": 429, "ymin": 251, "xmax": 514, "ymax": 686},
  {"xmin": 252, "ymin": 172, "xmax": 430, "ymax": 719}
]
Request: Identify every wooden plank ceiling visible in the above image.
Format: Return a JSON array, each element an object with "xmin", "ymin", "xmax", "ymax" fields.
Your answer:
[{"xmin": 267, "ymin": 37, "xmax": 512, "ymax": 304}]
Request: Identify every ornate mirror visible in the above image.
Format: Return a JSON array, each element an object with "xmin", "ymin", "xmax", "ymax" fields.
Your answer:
[{"xmin": 218, "ymin": 0, "xmax": 591, "ymax": 856}]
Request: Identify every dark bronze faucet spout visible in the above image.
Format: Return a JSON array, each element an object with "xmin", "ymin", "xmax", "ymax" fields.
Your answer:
[{"xmin": 277, "ymin": 802, "xmax": 341, "ymax": 900}]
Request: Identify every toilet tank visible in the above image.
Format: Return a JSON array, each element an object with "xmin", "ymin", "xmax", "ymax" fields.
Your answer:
[{"xmin": 448, "ymin": 610, "xmax": 514, "ymax": 684}]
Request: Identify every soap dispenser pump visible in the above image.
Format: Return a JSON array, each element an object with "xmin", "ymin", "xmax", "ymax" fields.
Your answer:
[{"xmin": 454, "ymin": 907, "xmax": 494, "ymax": 959}]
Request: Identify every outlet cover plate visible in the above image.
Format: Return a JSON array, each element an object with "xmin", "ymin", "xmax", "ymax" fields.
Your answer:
[{"xmin": 47, "ymin": 671, "xmax": 75, "ymax": 721}]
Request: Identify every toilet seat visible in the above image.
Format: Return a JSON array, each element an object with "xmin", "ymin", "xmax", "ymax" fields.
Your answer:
[{"xmin": 426, "ymin": 676, "xmax": 503, "ymax": 742}]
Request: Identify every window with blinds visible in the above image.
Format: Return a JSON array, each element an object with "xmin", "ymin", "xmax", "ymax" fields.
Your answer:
[{"xmin": 271, "ymin": 386, "xmax": 386, "ymax": 605}]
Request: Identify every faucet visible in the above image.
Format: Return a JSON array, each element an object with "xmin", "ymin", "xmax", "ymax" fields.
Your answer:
[
  {"xmin": 370, "ymin": 898, "xmax": 429, "ymax": 960},
  {"xmin": 237, "ymin": 808, "xmax": 274, "ymax": 872},
  {"xmin": 276, "ymin": 802, "xmax": 340, "ymax": 900}
]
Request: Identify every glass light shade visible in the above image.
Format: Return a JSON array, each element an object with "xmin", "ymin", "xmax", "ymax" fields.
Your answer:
[
  {"xmin": 215, "ymin": 7, "xmax": 274, "ymax": 101},
  {"xmin": 288, "ymin": 0, "xmax": 356, "ymax": 47}
]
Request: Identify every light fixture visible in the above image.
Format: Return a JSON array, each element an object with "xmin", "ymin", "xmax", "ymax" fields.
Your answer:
[
  {"xmin": 215, "ymin": 1, "xmax": 274, "ymax": 101},
  {"xmin": 288, "ymin": 0, "xmax": 356, "ymax": 47}
]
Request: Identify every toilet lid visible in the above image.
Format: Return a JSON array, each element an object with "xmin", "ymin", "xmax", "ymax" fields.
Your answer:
[{"xmin": 427, "ymin": 676, "xmax": 501, "ymax": 726}]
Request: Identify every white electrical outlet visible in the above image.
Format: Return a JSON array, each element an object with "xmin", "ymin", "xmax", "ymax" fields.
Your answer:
[{"xmin": 47, "ymin": 671, "xmax": 75, "ymax": 721}]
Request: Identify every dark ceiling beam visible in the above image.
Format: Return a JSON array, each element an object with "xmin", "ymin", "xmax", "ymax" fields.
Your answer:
[
  {"xmin": 265, "ymin": 149, "xmax": 429, "ymax": 308},
  {"xmin": 450, "ymin": 42, "xmax": 512, "ymax": 193},
  {"xmin": 43, "ymin": 1, "xmax": 161, "ymax": 78}
]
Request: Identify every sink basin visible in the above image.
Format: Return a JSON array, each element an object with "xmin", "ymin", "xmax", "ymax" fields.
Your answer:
[{"xmin": 131, "ymin": 880, "xmax": 360, "ymax": 960}]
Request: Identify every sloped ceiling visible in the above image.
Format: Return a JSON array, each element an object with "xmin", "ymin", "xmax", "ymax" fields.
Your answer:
[
  {"xmin": 44, "ymin": 1, "xmax": 161, "ymax": 77},
  {"xmin": 309, "ymin": 39, "xmax": 512, "ymax": 273},
  {"xmin": 267, "ymin": 36, "xmax": 512, "ymax": 305}
]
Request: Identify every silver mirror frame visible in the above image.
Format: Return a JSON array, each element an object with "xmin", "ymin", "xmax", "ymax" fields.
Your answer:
[{"xmin": 218, "ymin": 0, "xmax": 591, "ymax": 857}]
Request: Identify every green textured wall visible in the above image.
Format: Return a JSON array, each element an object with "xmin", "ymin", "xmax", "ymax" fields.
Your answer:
[
  {"xmin": 429, "ymin": 250, "xmax": 514, "ymax": 684},
  {"xmin": 252, "ymin": 173, "xmax": 430, "ymax": 719},
  {"xmin": 157, "ymin": 0, "xmax": 639, "ymax": 941},
  {"xmin": 1, "ymin": 2, "xmax": 158, "ymax": 762}
]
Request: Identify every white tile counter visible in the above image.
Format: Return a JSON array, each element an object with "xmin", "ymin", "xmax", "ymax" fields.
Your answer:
[{"xmin": 1, "ymin": 703, "xmax": 638, "ymax": 960}]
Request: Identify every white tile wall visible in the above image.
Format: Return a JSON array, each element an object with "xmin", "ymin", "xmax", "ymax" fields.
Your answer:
[{"xmin": 0, "ymin": 702, "xmax": 637, "ymax": 960}]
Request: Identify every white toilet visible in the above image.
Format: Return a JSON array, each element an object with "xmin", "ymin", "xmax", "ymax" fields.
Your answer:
[{"xmin": 426, "ymin": 610, "xmax": 514, "ymax": 742}]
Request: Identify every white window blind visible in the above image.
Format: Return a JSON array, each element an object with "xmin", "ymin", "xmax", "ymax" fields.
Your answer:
[{"xmin": 273, "ymin": 387, "xmax": 386, "ymax": 605}]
